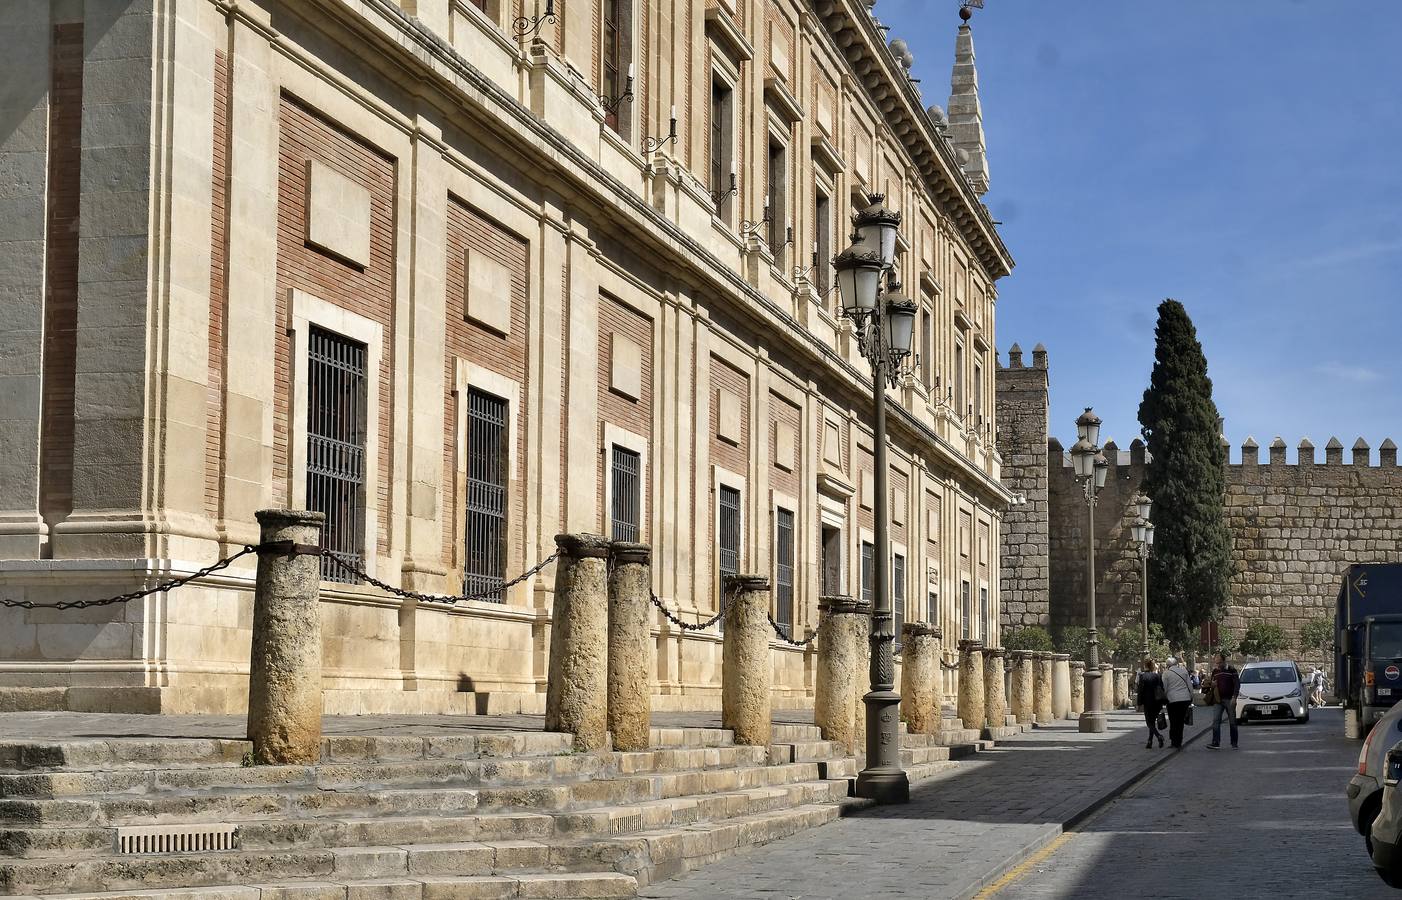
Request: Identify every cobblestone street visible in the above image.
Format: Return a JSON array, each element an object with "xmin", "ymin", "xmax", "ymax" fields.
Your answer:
[
  {"xmin": 640, "ymin": 710, "xmax": 1209, "ymax": 899},
  {"xmin": 989, "ymin": 707, "xmax": 1388, "ymax": 899}
]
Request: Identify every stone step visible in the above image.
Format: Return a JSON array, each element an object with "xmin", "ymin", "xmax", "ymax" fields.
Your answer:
[
  {"xmin": 769, "ymin": 724, "xmax": 823, "ymax": 743},
  {"xmin": 766, "ymin": 740, "xmax": 841, "ymax": 764},
  {"xmin": 898, "ymin": 745, "xmax": 952, "ymax": 766},
  {"xmin": 0, "ymin": 775, "xmax": 854, "ymax": 861},
  {"xmin": 816, "ymin": 757, "xmax": 857, "ymax": 781},
  {"xmin": 644, "ymin": 728, "xmax": 731, "ymax": 749}
]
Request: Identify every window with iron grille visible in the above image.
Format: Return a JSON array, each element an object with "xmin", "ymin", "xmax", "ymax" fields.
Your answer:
[
  {"xmin": 775, "ymin": 508, "xmax": 794, "ymax": 631},
  {"xmin": 306, "ymin": 326, "xmax": 367, "ymax": 583},
  {"xmin": 861, "ymin": 541, "xmax": 875, "ymax": 604},
  {"xmin": 892, "ymin": 553, "xmax": 905, "ymax": 653},
  {"xmin": 961, "ymin": 580, "xmax": 972, "ymax": 641},
  {"xmin": 464, "ymin": 388, "xmax": 508, "ymax": 601},
  {"xmin": 602, "ymin": 0, "xmax": 630, "ymax": 134},
  {"xmin": 928, "ymin": 590, "xmax": 938, "ymax": 626},
  {"xmin": 717, "ymin": 485, "xmax": 741, "ymax": 629},
  {"xmin": 820, "ymin": 525, "xmax": 841, "ymax": 596},
  {"xmin": 814, "ymin": 190, "xmax": 831, "ymax": 297},
  {"xmin": 610, "ymin": 445, "xmax": 641, "ymax": 542},
  {"xmin": 980, "ymin": 585, "xmax": 989, "ymax": 641}
]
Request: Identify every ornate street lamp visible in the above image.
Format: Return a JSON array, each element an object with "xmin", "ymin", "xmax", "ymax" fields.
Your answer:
[
  {"xmin": 1131, "ymin": 495, "xmax": 1154, "ymax": 658},
  {"xmin": 832, "ymin": 194, "xmax": 913, "ymax": 805},
  {"xmin": 1071, "ymin": 410, "xmax": 1109, "ymax": 734}
]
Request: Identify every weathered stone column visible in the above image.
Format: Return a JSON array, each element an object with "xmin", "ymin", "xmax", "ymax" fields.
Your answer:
[
  {"xmin": 1113, "ymin": 667, "xmax": 1130, "ymax": 710},
  {"xmin": 853, "ymin": 604, "xmax": 871, "ymax": 742},
  {"xmin": 815, "ymin": 596, "xmax": 867, "ymax": 754},
  {"xmin": 1051, "ymin": 653, "xmax": 1072, "ymax": 720},
  {"xmin": 1069, "ymin": 660, "xmax": 1087, "ymax": 715},
  {"xmin": 607, "ymin": 542, "xmax": 652, "ymax": 752},
  {"xmin": 900, "ymin": 623, "xmax": 941, "ymax": 735},
  {"xmin": 545, "ymin": 533, "xmax": 610, "ymax": 751},
  {"xmin": 1100, "ymin": 664, "xmax": 1117, "ymax": 710},
  {"xmin": 983, "ymin": 647, "xmax": 1007, "ymax": 734},
  {"xmin": 1009, "ymin": 651, "xmax": 1035, "ymax": 724},
  {"xmin": 956, "ymin": 640, "xmax": 986, "ymax": 732},
  {"xmin": 247, "ymin": 509, "xmax": 325, "ymax": 765},
  {"xmin": 1034, "ymin": 652, "xmax": 1055, "ymax": 724},
  {"xmin": 722, "ymin": 575, "xmax": 773, "ymax": 746}
]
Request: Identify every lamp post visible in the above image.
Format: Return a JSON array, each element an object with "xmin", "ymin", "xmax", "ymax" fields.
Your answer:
[
  {"xmin": 1070, "ymin": 409, "xmax": 1109, "ymax": 734},
  {"xmin": 1130, "ymin": 492, "xmax": 1154, "ymax": 659},
  {"xmin": 832, "ymin": 194, "xmax": 914, "ymax": 805}
]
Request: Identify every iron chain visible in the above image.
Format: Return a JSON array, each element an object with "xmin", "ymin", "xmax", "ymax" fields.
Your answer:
[
  {"xmin": 649, "ymin": 584, "xmax": 734, "ymax": 632},
  {"xmin": 0, "ymin": 545, "xmax": 259, "ymax": 611},
  {"xmin": 767, "ymin": 612, "xmax": 816, "ymax": 647},
  {"xmin": 940, "ymin": 658, "xmax": 961, "ymax": 671},
  {"xmin": 320, "ymin": 550, "xmax": 559, "ymax": 604}
]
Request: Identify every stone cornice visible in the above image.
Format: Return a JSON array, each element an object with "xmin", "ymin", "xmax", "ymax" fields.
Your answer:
[
  {"xmin": 810, "ymin": 0, "xmax": 1013, "ymax": 280},
  {"xmin": 289, "ymin": 0, "xmax": 1013, "ymax": 509}
]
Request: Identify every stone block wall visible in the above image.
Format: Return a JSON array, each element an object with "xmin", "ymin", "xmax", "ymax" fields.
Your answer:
[{"xmin": 995, "ymin": 344, "xmax": 1050, "ymax": 627}]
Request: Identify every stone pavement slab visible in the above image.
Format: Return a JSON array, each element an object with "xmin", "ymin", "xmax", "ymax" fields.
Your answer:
[
  {"xmin": 637, "ymin": 710, "xmax": 1209, "ymax": 900},
  {"xmin": 990, "ymin": 708, "xmax": 1386, "ymax": 899}
]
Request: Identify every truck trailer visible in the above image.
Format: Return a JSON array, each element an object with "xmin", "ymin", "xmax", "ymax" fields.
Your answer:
[{"xmin": 1338, "ymin": 564, "xmax": 1402, "ymax": 738}]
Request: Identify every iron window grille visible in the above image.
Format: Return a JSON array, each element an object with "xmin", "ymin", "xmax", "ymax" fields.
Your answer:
[
  {"xmin": 775, "ymin": 508, "xmax": 794, "ymax": 631},
  {"xmin": 717, "ymin": 485, "xmax": 741, "ymax": 630},
  {"xmin": 306, "ymin": 326, "xmax": 368, "ymax": 584},
  {"xmin": 961, "ymin": 580, "xmax": 972, "ymax": 641},
  {"xmin": 610, "ymin": 445, "xmax": 641, "ymax": 543},
  {"xmin": 893, "ymin": 553, "xmax": 905, "ymax": 653},
  {"xmin": 861, "ymin": 541, "xmax": 875, "ymax": 604},
  {"xmin": 928, "ymin": 590, "xmax": 938, "ymax": 626},
  {"xmin": 980, "ymin": 586, "xmax": 989, "ymax": 641},
  {"xmin": 464, "ymin": 388, "xmax": 508, "ymax": 602}
]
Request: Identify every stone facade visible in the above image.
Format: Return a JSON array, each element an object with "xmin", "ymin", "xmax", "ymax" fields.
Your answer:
[
  {"xmin": 0, "ymin": 0, "xmax": 1013, "ymax": 714},
  {"xmin": 998, "ymin": 351, "xmax": 1402, "ymax": 670},
  {"xmin": 994, "ymin": 343, "xmax": 1049, "ymax": 627}
]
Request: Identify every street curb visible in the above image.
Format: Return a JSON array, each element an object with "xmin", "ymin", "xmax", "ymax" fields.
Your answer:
[{"xmin": 955, "ymin": 718, "xmax": 1212, "ymax": 899}]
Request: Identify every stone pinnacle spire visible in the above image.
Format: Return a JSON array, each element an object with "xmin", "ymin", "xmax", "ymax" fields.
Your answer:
[{"xmin": 948, "ymin": 21, "xmax": 989, "ymax": 195}]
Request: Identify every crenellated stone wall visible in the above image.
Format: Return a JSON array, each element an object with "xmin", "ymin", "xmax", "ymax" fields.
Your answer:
[{"xmin": 999, "ymin": 352, "xmax": 1402, "ymax": 670}]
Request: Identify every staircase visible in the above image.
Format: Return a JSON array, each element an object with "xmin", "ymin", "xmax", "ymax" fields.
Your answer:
[{"xmin": 0, "ymin": 718, "xmax": 1008, "ymax": 899}]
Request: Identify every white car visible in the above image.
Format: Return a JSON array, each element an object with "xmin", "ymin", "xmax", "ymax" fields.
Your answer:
[{"xmin": 1234, "ymin": 660, "xmax": 1309, "ymax": 724}]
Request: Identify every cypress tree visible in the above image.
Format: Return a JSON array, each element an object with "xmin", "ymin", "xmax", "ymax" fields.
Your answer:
[{"xmin": 1137, "ymin": 300, "xmax": 1233, "ymax": 646}]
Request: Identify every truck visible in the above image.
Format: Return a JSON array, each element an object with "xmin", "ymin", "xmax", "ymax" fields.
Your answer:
[{"xmin": 1338, "ymin": 564, "xmax": 1402, "ymax": 738}]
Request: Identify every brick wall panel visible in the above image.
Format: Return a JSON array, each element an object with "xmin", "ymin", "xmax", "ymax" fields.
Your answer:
[
  {"xmin": 596, "ymin": 295, "xmax": 654, "ymax": 528},
  {"xmin": 205, "ymin": 49, "xmax": 231, "ymax": 520}
]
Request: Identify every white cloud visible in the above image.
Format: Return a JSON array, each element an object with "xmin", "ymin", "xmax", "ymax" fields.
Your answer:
[{"xmin": 1315, "ymin": 362, "xmax": 1383, "ymax": 384}]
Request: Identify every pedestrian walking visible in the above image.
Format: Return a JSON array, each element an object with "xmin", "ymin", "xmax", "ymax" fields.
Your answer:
[
  {"xmin": 1136, "ymin": 658, "xmax": 1166, "ymax": 749},
  {"xmin": 1162, "ymin": 655, "xmax": 1194, "ymax": 749},
  {"xmin": 1204, "ymin": 652, "xmax": 1240, "ymax": 749},
  {"xmin": 1309, "ymin": 668, "xmax": 1326, "ymax": 707}
]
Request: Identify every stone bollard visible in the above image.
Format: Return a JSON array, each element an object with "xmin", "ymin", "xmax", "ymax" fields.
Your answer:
[
  {"xmin": 983, "ymin": 647, "xmax": 1008, "ymax": 735},
  {"xmin": 1034, "ymin": 652, "xmax": 1055, "ymax": 724},
  {"xmin": 1070, "ymin": 660, "xmax": 1086, "ymax": 715},
  {"xmin": 1100, "ymin": 664, "xmax": 1115, "ymax": 711},
  {"xmin": 1113, "ymin": 667, "xmax": 1129, "ymax": 710},
  {"xmin": 1009, "ymin": 651, "xmax": 1035, "ymax": 724},
  {"xmin": 815, "ymin": 596, "xmax": 868, "ymax": 754},
  {"xmin": 957, "ymin": 640, "xmax": 986, "ymax": 733},
  {"xmin": 900, "ymin": 622, "xmax": 942, "ymax": 735},
  {"xmin": 545, "ymin": 533, "xmax": 611, "ymax": 751},
  {"xmin": 721, "ymin": 575, "xmax": 773, "ymax": 746},
  {"xmin": 247, "ymin": 509, "xmax": 326, "ymax": 765},
  {"xmin": 1051, "ymin": 653, "xmax": 1072, "ymax": 720},
  {"xmin": 607, "ymin": 542, "xmax": 652, "ymax": 752}
]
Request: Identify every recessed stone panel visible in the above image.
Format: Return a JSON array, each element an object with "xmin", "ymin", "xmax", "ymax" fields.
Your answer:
[
  {"xmin": 822, "ymin": 419, "xmax": 842, "ymax": 466},
  {"xmin": 716, "ymin": 390, "xmax": 742, "ymax": 445},
  {"xmin": 610, "ymin": 332, "xmax": 642, "ymax": 400},
  {"xmin": 892, "ymin": 487, "xmax": 906, "ymax": 524},
  {"xmin": 465, "ymin": 249, "xmax": 512, "ymax": 335},
  {"xmin": 860, "ymin": 470, "xmax": 873, "ymax": 510},
  {"xmin": 305, "ymin": 160, "xmax": 371, "ymax": 267},
  {"xmin": 774, "ymin": 421, "xmax": 796, "ymax": 472}
]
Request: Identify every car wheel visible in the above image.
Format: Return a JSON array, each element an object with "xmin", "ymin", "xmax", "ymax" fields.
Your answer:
[
  {"xmin": 1377, "ymin": 865, "xmax": 1402, "ymax": 888},
  {"xmin": 1297, "ymin": 711, "xmax": 1309, "ymax": 724},
  {"xmin": 1364, "ymin": 796, "xmax": 1382, "ymax": 854}
]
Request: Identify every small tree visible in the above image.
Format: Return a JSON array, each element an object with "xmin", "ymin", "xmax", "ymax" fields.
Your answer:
[
  {"xmin": 1055, "ymin": 625, "xmax": 1116, "ymax": 665},
  {"xmin": 1237, "ymin": 621, "xmax": 1288, "ymax": 659},
  {"xmin": 1214, "ymin": 626, "xmax": 1240, "ymax": 659},
  {"xmin": 1003, "ymin": 626, "xmax": 1054, "ymax": 652},
  {"xmin": 1299, "ymin": 616, "xmax": 1334, "ymax": 656},
  {"xmin": 1113, "ymin": 623, "xmax": 1172, "ymax": 665}
]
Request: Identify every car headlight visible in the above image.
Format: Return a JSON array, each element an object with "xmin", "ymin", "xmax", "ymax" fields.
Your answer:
[{"xmin": 1285, "ymin": 687, "xmax": 1301, "ymax": 698}]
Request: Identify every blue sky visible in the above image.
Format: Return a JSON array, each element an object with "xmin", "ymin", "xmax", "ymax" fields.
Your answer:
[{"xmin": 878, "ymin": 1, "xmax": 1402, "ymax": 458}]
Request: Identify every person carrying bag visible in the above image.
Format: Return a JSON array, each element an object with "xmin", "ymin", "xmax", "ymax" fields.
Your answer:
[
  {"xmin": 1162, "ymin": 656, "xmax": 1194, "ymax": 749},
  {"xmin": 1136, "ymin": 658, "xmax": 1166, "ymax": 749}
]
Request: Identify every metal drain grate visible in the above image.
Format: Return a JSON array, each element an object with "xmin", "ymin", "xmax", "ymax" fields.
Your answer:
[{"xmin": 116, "ymin": 824, "xmax": 239, "ymax": 854}]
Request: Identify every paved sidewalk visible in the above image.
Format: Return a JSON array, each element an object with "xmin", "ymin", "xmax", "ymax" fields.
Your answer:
[{"xmin": 640, "ymin": 710, "xmax": 1210, "ymax": 900}]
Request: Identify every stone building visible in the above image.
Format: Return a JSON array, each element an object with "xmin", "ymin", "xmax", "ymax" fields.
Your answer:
[
  {"xmin": 997, "ymin": 350, "xmax": 1402, "ymax": 670},
  {"xmin": 0, "ymin": 0, "xmax": 1014, "ymax": 714}
]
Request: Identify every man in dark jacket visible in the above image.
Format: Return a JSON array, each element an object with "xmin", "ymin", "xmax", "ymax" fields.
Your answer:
[{"xmin": 1206, "ymin": 652, "xmax": 1240, "ymax": 749}]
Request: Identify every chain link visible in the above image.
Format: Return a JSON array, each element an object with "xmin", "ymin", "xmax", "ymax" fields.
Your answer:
[
  {"xmin": 767, "ymin": 612, "xmax": 816, "ymax": 647},
  {"xmin": 0, "ymin": 545, "xmax": 259, "ymax": 611},
  {"xmin": 940, "ymin": 658, "xmax": 961, "ymax": 670},
  {"xmin": 649, "ymin": 584, "xmax": 735, "ymax": 632},
  {"xmin": 320, "ymin": 550, "xmax": 559, "ymax": 604}
]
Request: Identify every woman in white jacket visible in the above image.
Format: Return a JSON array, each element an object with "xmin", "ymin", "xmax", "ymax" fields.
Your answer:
[{"xmin": 1162, "ymin": 656, "xmax": 1194, "ymax": 749}]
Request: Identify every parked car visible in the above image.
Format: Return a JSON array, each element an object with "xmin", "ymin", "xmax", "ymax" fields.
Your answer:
[
  {"xmin": 1371, "ymin": 746, "xmax": 1402, "ymax": 886},
  {"xmin": 1234, "ymin": 660, "xmax": 1309, "ymax": 724},
  {"xmin": 1350, "ymin": 701, "xmax": 1402, "ymax": 852}
]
